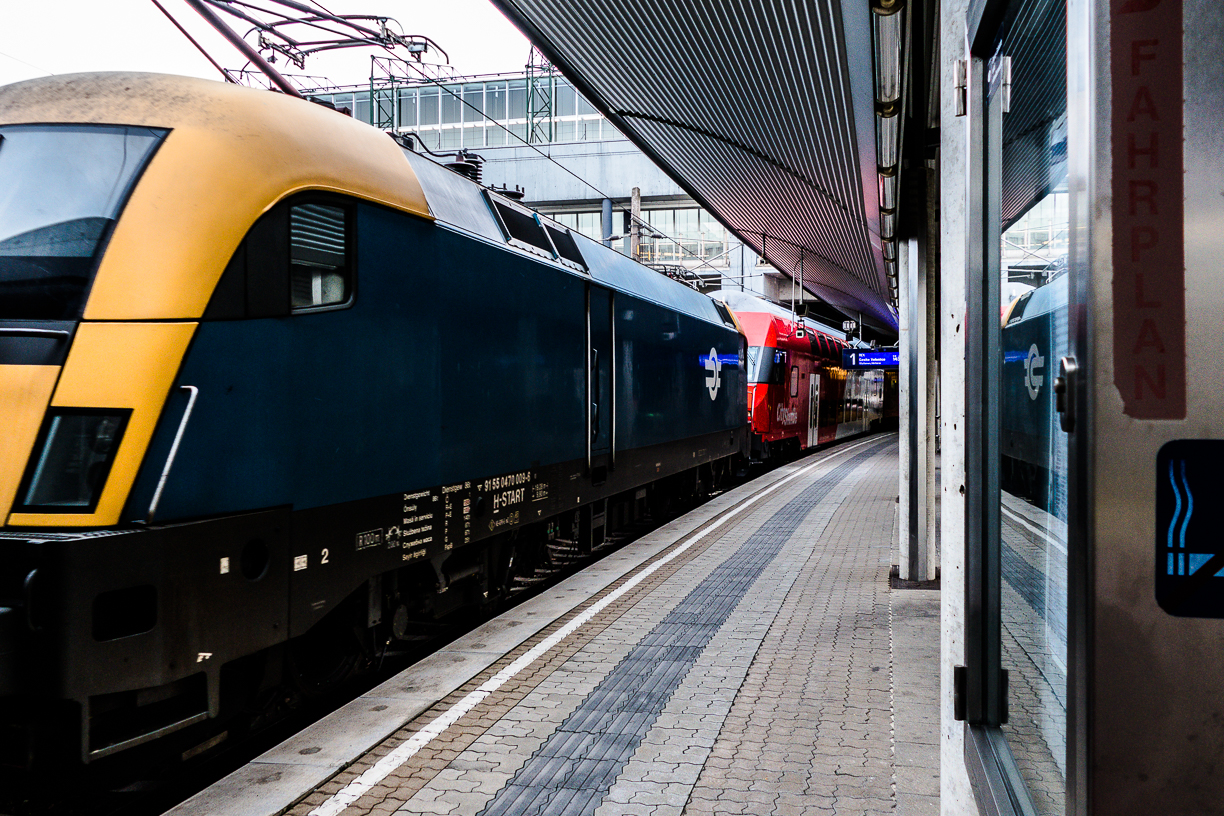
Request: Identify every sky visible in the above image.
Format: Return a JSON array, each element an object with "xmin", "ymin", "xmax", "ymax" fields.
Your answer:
[{"xmin": 0, "ymin": 0, "xmax": 533, "ymax": 89}]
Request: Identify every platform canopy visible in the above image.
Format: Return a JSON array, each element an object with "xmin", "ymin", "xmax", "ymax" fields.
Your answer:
[{"xmin": 492, "ymin": 0, "xmax": 899, "ymax": 332}]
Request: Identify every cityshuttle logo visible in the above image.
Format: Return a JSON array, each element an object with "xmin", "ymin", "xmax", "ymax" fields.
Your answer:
[
  {"xmin": 705, "ymin": 347, "xmax": 721, "ymax": 400},
  {"xmin": 1024, "ymin": 343, "xmax": 1045, "ymax": 400}
]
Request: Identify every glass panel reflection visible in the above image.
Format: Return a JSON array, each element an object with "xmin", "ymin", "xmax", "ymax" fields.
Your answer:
[{"xmin": 996, "ymin": 0, "xmax": 1069, "ymax": 809}]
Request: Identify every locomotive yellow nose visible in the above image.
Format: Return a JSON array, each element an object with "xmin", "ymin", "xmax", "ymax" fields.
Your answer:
[
  {"xmin": 0, "ymin": 365, "xmax": 60, "ymax": 525},
  {"xmin": 4, "ymin": 323, "xmax": 197, "ymax": 528}
]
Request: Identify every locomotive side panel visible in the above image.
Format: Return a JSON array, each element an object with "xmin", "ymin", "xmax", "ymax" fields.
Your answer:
[
  {"xmin": 430, "ymin": 220, "xmax": 587, "ymax": 483},
  {"xmin": 37, "ymin": 509, "xmax": 292, "ymax": 760},
  {"xmin": 613, "ymin": 292, "xmax": 745, "ymax": 452},
  {"xmin": 123, "ymin": 320, "xmax": 294, "ymax": 522}
]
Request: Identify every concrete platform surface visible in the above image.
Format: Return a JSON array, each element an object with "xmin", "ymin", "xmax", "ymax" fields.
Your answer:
[{"xmin": 170, "ymin": 433, "xmax": 941, "ymax": 816}]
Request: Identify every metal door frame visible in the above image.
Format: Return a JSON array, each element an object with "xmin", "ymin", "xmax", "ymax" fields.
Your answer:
[{"xmin": 961, "ymin": 42, "xmax": 1034, "ymax": 812}]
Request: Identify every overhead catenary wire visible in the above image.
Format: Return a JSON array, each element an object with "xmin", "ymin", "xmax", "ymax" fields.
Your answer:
[
  {"xmin": 379, "ymin": 57, "xmax": 727, "ymax": 276},
  {"xmin": 157, "ymin": 0, "xmax": 785, "ymax": 298},
  {"xmin": 152, "ymin": 0, "xmax": 241, "ymax": 84}
]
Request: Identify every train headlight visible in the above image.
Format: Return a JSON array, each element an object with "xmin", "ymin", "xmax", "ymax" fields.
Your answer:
[{"xmin": 18, "ymin": 410, "xmax": 130, "ymax": 512}]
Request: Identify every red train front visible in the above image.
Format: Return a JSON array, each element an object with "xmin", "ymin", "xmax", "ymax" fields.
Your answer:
[{"xmin": 713, "ymin": 290, "xmax": 897, "ymax": 460}]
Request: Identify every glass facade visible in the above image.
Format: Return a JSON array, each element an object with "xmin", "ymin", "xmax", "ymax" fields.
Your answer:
[
  {"xmin": 1002, "ymin": 191, "xmax": 1068, "ymax": 299},
  {"xmin": 318, "ymin": 76, "xmax": 622, "ymax": 150},
  {"xmin": 547, "ymin": 207, "xmax": 732, "ymax": 268}
]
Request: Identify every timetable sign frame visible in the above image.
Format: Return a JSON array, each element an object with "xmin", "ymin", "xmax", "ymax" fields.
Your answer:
[{"xmin": 842, "ymin": 350, "xmax": 899, "ymax": 368}]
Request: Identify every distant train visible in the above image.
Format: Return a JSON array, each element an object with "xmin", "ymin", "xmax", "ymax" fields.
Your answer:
[
  {"xmin": 713, "ymin": 290, "xmax": 898, "ymax": 460},
  {"xmin": 0, "ymin": 73, "xmax": 749, "ymax": 770}
]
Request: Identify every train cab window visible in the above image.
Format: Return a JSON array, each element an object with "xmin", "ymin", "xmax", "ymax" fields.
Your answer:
[
  {"xmin": 0, "ymin": 124, "xmax": 166, "ymax": 320},
  {"xmin": 290, "ymin": 203, "xmax": 351, "ymax": 311},
  {"xmin": 748, "ymin": 346, "xmax": 792, "ymax": 384}
]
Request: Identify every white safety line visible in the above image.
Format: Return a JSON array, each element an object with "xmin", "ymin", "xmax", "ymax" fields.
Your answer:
[
  {"xmin": 1000, "ymin": 501, "xmax": 1068, "ymax": 556},
  {"xmin": 310, "ymin": 436, "xmax": 884, "ymax": 816}
]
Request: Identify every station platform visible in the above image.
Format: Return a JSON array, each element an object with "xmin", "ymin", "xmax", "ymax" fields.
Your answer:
[{"xmin": 170, "ymin": 433, "xmax": 939, "ymax": 816}]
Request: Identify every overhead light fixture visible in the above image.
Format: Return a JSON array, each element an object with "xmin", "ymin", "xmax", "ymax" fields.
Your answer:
[
  {"xmin": 882, "ymin": 240, "xmax": 896, "ymax": 261},
  {"xmin": 878, "ymin": 170, "xmax": 897, "ymax": 210},
  {"xmin": 880, "ymin": 208, "xmax": 896, "ymax": 239},
  {"xmin": 885, "ymin": 258, "xmax": 897, "ymax": 279},
  {"xmin": 872, "ymin": 4, "xmax": 905, "ymax": 106},
  {"xmin": 876, "ymin": 110, "xmax": 899, "ymax": 169}
]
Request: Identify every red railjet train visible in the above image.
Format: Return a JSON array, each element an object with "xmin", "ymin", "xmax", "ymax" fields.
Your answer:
[{"xmin": 712, "ymin": 290, "xmax": 898, "ymax": 460}]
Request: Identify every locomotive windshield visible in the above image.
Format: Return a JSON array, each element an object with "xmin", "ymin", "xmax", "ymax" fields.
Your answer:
[
  {"xmin": 0, "ymin": 124, "xmax": 165, "ymax": 319},
  {"xmin": 746, "ymin": 346, "xmax": 787, "ymax": 384}
]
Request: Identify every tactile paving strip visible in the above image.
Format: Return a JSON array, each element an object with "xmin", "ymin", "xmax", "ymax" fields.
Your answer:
[{"xmin": 475, "ymin": 440, "xmax": 893, "ymax": 816}]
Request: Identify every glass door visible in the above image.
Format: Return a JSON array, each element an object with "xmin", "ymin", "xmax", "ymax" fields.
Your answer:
[{"xmin": 965, "ymin": 0, "xmax": 1072, "ymax": 812}]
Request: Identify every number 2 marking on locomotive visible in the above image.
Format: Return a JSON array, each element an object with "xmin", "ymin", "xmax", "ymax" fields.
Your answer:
[{"xmin": 321, "ymin": 548, "xmax": 330, "ymax": 564}]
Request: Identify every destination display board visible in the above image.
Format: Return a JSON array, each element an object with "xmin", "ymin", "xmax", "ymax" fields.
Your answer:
[{"xmin": 842, "ymin": 350, "xmax": 900, "ymax": 368}]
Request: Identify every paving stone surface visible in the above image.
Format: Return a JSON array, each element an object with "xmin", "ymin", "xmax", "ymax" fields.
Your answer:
[{"xmin": 288, "ymin": 435, "xmax": 941, "ymax": 816}]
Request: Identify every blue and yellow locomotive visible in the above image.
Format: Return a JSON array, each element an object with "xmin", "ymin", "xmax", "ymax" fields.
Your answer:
[
  {"xmin": 0, "ymin": 73, "xmax": 748, "ymax": 768},
  {"xmin": 1001, "ymin": 272, "xmax": 1069, "ymax": 513}
]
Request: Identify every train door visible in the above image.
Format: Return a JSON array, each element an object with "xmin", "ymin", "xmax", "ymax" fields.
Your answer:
[
  {"xmin": 587, "ymin": 285, "xmax": 613, "ymax": 468},
  {"xmin": 855, "ymin": 372, "xmax": 865, "ymax": 430},
  {"xmin": 808, "ymin": 374, "xmax": 820, "ymax": 447},
  {"xmin": 840, "ymin": 372, "xmax": 859, "ymax": 438}
]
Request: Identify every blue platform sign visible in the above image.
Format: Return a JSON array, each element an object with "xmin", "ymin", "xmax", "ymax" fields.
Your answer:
[
  {"xmin": 842, "ymin": 350, "xmax": 900, "ymax": 368},
  {"xmin": 1156, "ymin": 440, "xmax": 1224, "ymax": 617}
]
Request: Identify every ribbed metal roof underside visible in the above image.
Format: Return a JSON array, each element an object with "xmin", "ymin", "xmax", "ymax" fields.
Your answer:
[
  {"xmin": 493, "ymin": 0, "xmax": 897, "ymax": 332},
  {"xmin": 998, "ymin": 0, "xmax": 1066, "ymax": 229}
]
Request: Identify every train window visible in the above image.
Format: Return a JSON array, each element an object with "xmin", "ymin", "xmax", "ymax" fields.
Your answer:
[
  {"xmin": 746, "ymin": 346, "xmax": 763, "ymax": 381},
  {"xmin": 290, "ymin": 203, "xmax": 351, "ymax": 311},
  {"xmin": 545, "ymin": 224, "xmax": 587, "ymax": 270},
  {"xmin": 0, "ymin": 124, "xmax": 165, "ymax": 320},
  {"xmin": 16, "ymin": 409, "xmax": 131, "ymax": 512},
  {"xmin": 712, "ymin": 301, "xmax": 737, "ymax": 328},
  {"xmin": 488, "ymin": 193, "xmax": 556, "ymax": 258},
  {"xmin": 771, "ymin": 351, "xmax": 788, "ymax": 385},
  {"xmin": 1003, "ymin": 289, "xmax": 1034, "ymax": 326},
  {"xmin": 204, "ymin": 205, "xmax": 291, "ymax": 320}
]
